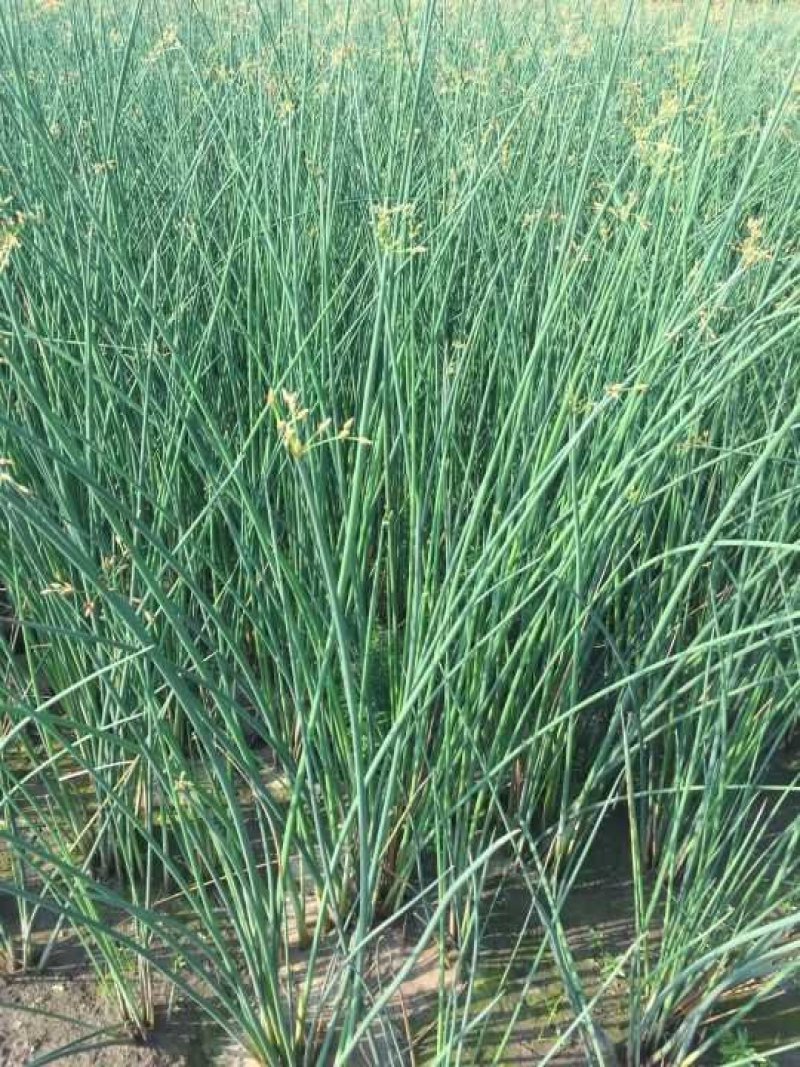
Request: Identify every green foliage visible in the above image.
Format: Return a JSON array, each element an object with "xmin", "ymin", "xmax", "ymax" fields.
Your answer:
[
  {"xmin": 719, "ymin": 1027, "xmax": 768, "ymax": 1065},
  {"xmin": 0, "ymin": 0, "xmax": 798, "ymax": 1063}
]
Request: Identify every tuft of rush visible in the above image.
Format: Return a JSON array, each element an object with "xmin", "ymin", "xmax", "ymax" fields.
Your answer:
[{"xmin": 0, "ymin": 1, "xmax": 798, "ymax": 1064}]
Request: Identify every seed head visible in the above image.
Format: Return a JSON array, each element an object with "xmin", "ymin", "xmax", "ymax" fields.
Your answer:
[
  {"xmin": 41, "ymin": 579, "xmax": 75, "ymax": 597},
  {"xmin": 0, "ymin": 230, "xmax": 21, "ymax": 273},
  {"xmin": 738, "ymin": 217, "xmax": 772, "ymax": 270}
]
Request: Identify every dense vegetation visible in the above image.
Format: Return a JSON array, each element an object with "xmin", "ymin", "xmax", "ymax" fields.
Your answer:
[{"xmin": 1, "ymin": 0, "xmax": 799, "ymax": 1063}]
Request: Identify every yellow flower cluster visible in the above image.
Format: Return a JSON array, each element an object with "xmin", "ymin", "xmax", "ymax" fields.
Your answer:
[
  {"xmin": 0, "ymin": 458, "xmax": 32, "ymax": 496},
  {"xmin": 372, "ymin": 202, "xmax": 426, "ymax": 257},
  {"xmin": 41, "ymin": 578, "xmax": 75, "ymax": 597},
  {"xmin": 146, "ymin": 25, "xmax": 179, "ymax": 64},
  {"xmin": 604, "ymin": 382, "xmax": 649, "ymax": 401},
  {"xmin": 738, "ymin": 217, "xmax": 772, "ymax": 270},
  {"xmin": 677, "ymin": 430, "xmax": 710, "ymax": 453},
  {"xmin": 0, "ymin": 228, "xmax": 21, "ymax": 273},
  {"xmin": 92, "ymin": 159, "xmax": 117, "ymax": 177},
  {"xmin": 0, "ymin": 197, "xmax": 35, "ymax": 273},
  {"xmin": 631, "ymin": 89, "xmax": 684, "ymax": 172},
  {"xmin": 266, "ymin": 389, "xmax": 370, "ymax": 461}
]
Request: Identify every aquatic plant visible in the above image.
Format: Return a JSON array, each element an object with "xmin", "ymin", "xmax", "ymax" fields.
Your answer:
[{"xmin": 1, "ymin": 0, "xmax": 798, "ymax": 1063}]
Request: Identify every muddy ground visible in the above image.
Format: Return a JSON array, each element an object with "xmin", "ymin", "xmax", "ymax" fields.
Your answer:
[{"xmin": 0, "ymin": 971, "xmax": 187, "ymax": 1067}]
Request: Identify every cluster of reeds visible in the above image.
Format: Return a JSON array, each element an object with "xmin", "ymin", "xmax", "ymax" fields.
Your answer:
[{"xmin": 1, "ymin": 0, "xmax": 798, "ymax": 1063}]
